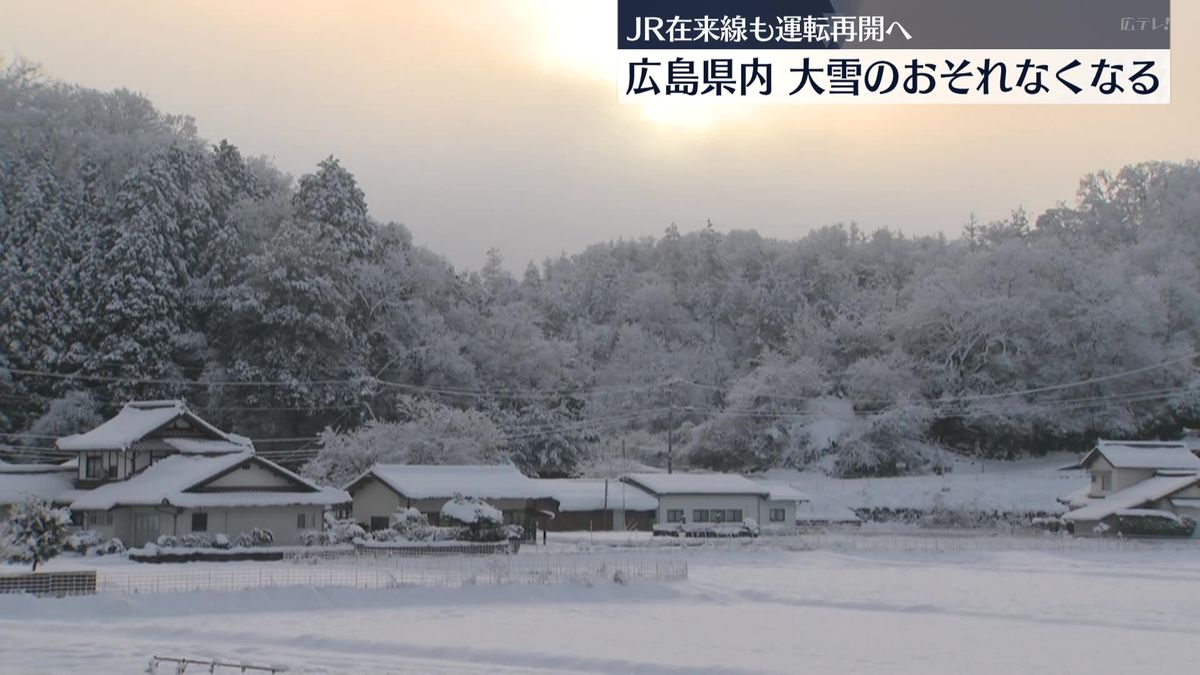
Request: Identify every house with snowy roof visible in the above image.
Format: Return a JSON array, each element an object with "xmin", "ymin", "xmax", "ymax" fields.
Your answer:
[
  {"xmin": 344, "ymin": 464, "xmax": 559, "ymax": 537},
  {"xmin": 621, "ymin": 472, "xmax": 804, "ymax": 528},
  {"xmin": 1062, "ymin": 439, "xmax": 1200, "ymax": 537},
  {"xmin": 55, "ymin": 400, "xmax": 349, "ymax": 547},
  {"xmin": 537, "ymin": 478, "xmax": 658, "ymax": 531}
]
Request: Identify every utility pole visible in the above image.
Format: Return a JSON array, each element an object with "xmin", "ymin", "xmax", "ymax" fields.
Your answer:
[{"xmin": 667, "ymin": 381, "xmax": 675, "ymax": 474}]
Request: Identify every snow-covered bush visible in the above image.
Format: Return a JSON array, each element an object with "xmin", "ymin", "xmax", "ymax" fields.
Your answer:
[
  {"xmin": 390, "ymin": 508, "xmax": 433, "ymax": 541},
  {"xmin": 440, "ymin": 495, "xmax": 519, "ymax": 542},
  {"xmin": 234, "ymin": 528, "xmax": 275, "ymax": 548},
  {"xmin": 212, "ymin": 533, "xmax": 231, "ymax": 549},
  {"xmin": 65, "ymin": 530, "xmax": 125, "ymax": 556},
  {"xmin": 1, "ymin": 496, "xmax": 72, "ymax": 571},
  {"xmin": 1114, "ymin": 511, "xmax": 1196, "ymax": 537},
  {"xmin": 300, "ymin": 513, "xmax": 366, "ymax": 546}
]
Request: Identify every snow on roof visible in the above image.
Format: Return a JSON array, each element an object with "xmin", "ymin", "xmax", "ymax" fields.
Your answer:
[
  {"xmin": 1082, "ymin": 440, "xmax": 1200, "ymax": 471},
  {"xmin": 1064, "ymin": 472, "xmax": 1200, "ymax": 522},
  {"xmin": 0, "ymin": 462, "xmax": 75, "ymax": 475},
  {"xmin": 70, "ymin": 451, "xmax": 348, "ymax": 510},
  {"xmin": 1057, "ymin": 484, "xmax": 1094, "ymax": 509},
  {"xmin": 537, "ymin": 479, "xmax": 658, "ymax": 512},
  {"xmin": 1171, "ymin": 498, "xmax": 1200, "ymax": 508},
  {"xmin": 757, "ymin": 481, "xmax": 809, "ymax": 503},
  {"xmin": 351, "ymin": 464, "xmax": 554, "ymax": 501},
  {"xmin": 1115, "ymin": 508, "xmax": 1184, "ymax": 523},
  {"xmin": 0, "ymin": 470, "xmax": 75, "ymax": 505},
  {"xmin": 57, "ymin": 400, "xmax": 251, "ymax": 452},
  {"xmin": 622, "ymin": 472, "xmax": 770, "ymax": 496},
  {"xmin": 162, "ymin": 438, "xmax": 251, "ymax": 455}
]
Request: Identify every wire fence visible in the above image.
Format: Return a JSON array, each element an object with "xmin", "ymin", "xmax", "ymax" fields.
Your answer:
[{"xmin": 1, "ymin": 554, "xmax": 688, "ymax": 598}]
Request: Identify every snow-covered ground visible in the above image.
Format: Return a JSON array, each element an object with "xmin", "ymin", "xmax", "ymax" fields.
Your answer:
[
  {"xmin": 2, "ymin": 541, "xmax": 1198, "ymax": 674},
  {"xmin": 767, "ymin": 453, "xmax": 1086, "ymax": 515}
]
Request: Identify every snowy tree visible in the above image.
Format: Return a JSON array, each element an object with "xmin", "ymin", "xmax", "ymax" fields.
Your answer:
[
  {"xmin": 1, "ymin": 496, "xmax": 72, "ymax": 571},
  {"xmin": 26, "ymin": 391, "xmax": 103, "ymax": 441},
  {"xmin": 302, "ymin": 397, "xmax": 507, "ymax": 486}
]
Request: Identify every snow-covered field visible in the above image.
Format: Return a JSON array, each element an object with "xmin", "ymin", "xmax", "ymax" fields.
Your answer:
[{"xmin": 2, "ymin": 540, "xmax": 1197, "ymax": 674}]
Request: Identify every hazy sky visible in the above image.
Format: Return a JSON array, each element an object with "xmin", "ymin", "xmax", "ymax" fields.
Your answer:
[{"xmin": 1, "ymin": 1, "xmax": 1195, "ymax": 271}]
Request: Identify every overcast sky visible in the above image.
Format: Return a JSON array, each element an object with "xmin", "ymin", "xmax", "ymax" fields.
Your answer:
[{"xmin": 1, "ymin": 1, "xmax": 1195, "ymax": 271}]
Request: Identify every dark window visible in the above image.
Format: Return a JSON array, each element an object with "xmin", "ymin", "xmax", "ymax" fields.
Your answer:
[
  {"xmin": 770, "ymin": 509, "xmax": 786, "ymax": 522},
  {"xmin": 666, "ymin": 509, "xmax": 684, "ymax": 523},
  {"xmin": 191, "ymin": 512, "xmax": 208, "ymax": 532},
  {"xmin": 370, "ymin": 516, "xmax": 390, "ymax": 531},
  {"xmin": 711, "ymin": 509, "xmax": 727, "ymax": 523},
  {"xmin": 86, "ymin": 454, "xmax": 104, "ymax": 479},
  {"xmin": 693, "ymin": 509, "xmax": 709, "ymax": 523},
  {"xmin": 297, "ymin": 513, "xmax": 306, "ymax": 529},
  {"xmin": 107, "ymin": 463, "xmax": 118, "ymax": 479},
  {"xmin": 727, "ymin": 509, "xmax": 743, "ymax": 522}
]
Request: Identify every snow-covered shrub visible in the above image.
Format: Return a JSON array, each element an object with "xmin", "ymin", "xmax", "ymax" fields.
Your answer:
[
  {"xmin": 92, "ymin": 538, "xmax": 125, "ymax": 556},
  {"xmin": 441, "ymin": 494, "xmax": 502, "ymax": 526},
  {"xmin": 1, "ymin": 496, "xmax": 72, "ymax": 571},
  {"xmin": 1114, "ymin": 511, "xmax": 1196, "ymax": 537},
  {"xmin": 440, "ymin": 495, "xmax": 517, "ymax": 542},
  {"xmin": 66, "ymin": 531, "xmax": 125, "ymax": 556},
  {"xmin": 1030, "ymin": 517, "xmax": 1065, "ymax": 533},
  {"xmin": 211, "ymin": 533, "xmax": 231, "ymax": 549},
  {"xmin": 155, "ymin": 534, "xmax": 178, "ymax": 548},
  {"xmin": 390, "ymin": 508, "xmax": 433, "ymax": 541},
  {"xmin": 65, "ymin": 530, "xmax": 103, "ymax": 554},
  {"xmin": 234, "ymin": 528, "xmax": 275, "ymax": 548},
  {"xmin": 300, "ymin": 513, "xmax": 366, "ymax": 546}
]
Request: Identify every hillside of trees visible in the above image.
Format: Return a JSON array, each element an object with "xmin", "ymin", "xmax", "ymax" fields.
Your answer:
[{"xmin": 2, "ymin": 61, "xmax": 1199, "ymax": 481}]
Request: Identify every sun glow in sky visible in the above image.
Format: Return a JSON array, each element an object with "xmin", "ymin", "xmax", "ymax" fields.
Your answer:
[{"xmin": 1, "ymin": 0, "xmax": 1198, "ymax": 270}]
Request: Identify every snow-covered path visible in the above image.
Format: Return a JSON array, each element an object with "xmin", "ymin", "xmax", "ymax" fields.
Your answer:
[{"xmin": 2, "ymin": 547, "xmax": 1197, "ymax": 674}]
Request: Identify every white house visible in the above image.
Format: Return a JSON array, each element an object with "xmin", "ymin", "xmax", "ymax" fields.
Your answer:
[
  {"xmin": 1062, "ymin": 439, "xmax": 1200, "ymax": 536},
  {"xmin": 620, "ymin": 472, "xmax": 801, "ymax": 527},
  {"xmin": 344, "ymin": 464, "xmax": 559, "ymax": 536},
  {"xmin": 54, "ymin": 400, "xmax": 349, "ymax": 546}
]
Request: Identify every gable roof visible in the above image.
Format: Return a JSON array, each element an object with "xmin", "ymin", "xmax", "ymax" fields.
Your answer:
[
  {"xmin": 1080, "ymin": 440, "xmax": 1200, "ymax": 471},
  {"xmin": 1064, "ymin": 471, "xmax": 1200, "ymax": 522},
  {"xmin": 70, "ymin": 451, "xmax": 348, "ymax": 510},
  {"xmin": 621, "ymin": 472, "xmax": 771, "ymax": 497},
  {"xmin": 57, "ymin": 400, "xmax": 252, "ymax": 452},
  {"xmin": 537, "ymin": 479, "xmax": 658, "ymax": 512},
  {"xmin": 346, "ymin": 464, "xmax": 555, "ymax": 501}
]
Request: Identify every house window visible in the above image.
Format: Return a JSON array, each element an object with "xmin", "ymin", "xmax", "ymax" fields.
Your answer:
[
  {"xmin": 297, "ymin": 513, "xmax": 307, "ymax": 529},
  {"xmin": 770, "ymin": 509, "xmax": 786, "ymax": 522},
  {"xmin": 85, "ymin": 454, "xmax": 105, "ymax": 479},
  {"xmin": 727, "ymin": 509, "xmax": 743, "ymax": 523},
  {"xmin": 692, "ymin": 509, "xmax": 710, "ymax": 523},
  {"xmin": 370, "ymin": 516, "xmax": 390, "ymax": 531},
  {"xmin": 191, "ymin": 512, "xmax": 208, "ymax": 533},
  {"xmin": 107, "ymin": 463, "xmax": 118, "ymax": 479},
  {"xmin": 1095, "ymin": 471, "xmax": 1112, "ymax": 491},
  {"xmin": 666, "ymin": 509, "xmax": 684, "ymax": 523},
  {"xmin": 711, "ymin": 509, "xmax": 727, "ymax": 523},
  {"xmin": 84, "ymin": 511, "xmax": 114, "ymax": 528}
]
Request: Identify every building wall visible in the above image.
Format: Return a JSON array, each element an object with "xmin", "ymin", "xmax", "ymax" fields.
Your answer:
[
  {"xmin": 172, "ymin": 505, "xmax": 325, "ymax": 545},
  {"xmin": 654, "ymin": 494, "xmax": 766, "ymax": 525},
  {"xmin": 764, "ymin": 499, "xmax": 797, "ymax": 525},
  {"xmin": 349, "ymin": 477, "xmax": 402, "ymax": 527},
  {"xmin": 547, "ymin": 509, "xmax": 656, "ymax": 531}
]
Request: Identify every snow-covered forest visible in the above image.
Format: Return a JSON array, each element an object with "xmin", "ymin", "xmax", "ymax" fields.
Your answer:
[{"xmin": 2, "ymin": 60, "xmax": 1199, "ymax": 480}]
